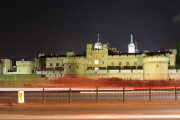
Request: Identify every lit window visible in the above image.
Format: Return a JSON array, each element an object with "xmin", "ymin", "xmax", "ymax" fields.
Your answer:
[
  {"xmin": 94, "ymin": 60, "xmax": 99, "ymax": 64},
  {"xmin": 95, "ymin": 67, "xmax": 99, "ymax": 70}
]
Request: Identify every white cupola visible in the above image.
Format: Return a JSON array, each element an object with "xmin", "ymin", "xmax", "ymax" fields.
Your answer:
[
  {"xmin": 128, "ymin": 33, "xmax": 136, "ymax": 53},
  {"xmin": 94, "ymin": 33, "xmax": 102, "ymax": 49}
]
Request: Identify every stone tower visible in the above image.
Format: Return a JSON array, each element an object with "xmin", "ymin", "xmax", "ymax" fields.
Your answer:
[
  {"xmin": 143, "ymin": 56, "xmax": 169, "ymax": 80},
  {"xmin": 86, "ymin": 33, "xmax": 108, "ymax": 70}
]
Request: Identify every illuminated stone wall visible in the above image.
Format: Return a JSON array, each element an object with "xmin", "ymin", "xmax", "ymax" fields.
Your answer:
[
  {"xmin": 85, "ymin": 43, "xmax": 176, "ymax": 69},
  {"xmin": 166, "ymin": 49, "xmax": 177, "ymax": 68},
  {"xmin": 16, "ymin": 60, "xmax": 34, "ymax": 74},
  {"xmin": 143, "ymin": 56, "xmax": 169, "ymax": 80},
  {"xmin": 86, "ymin": 69, "xmax": 144, "ymax": 80},
  {"xmin": 42, "ymin": 43, "xmax": 177, "ymax": 80},
  {"xmin": 46, "ymin": 57, "xmax": 64, "ymax": 69},
  {"xmin": 1, "ymin": 59, "xmax": 12, "ymax": 74},
  {"xmin": 107, "ymin": 54, "xmax": 144, "ymax": 67},
  {"xmin": 86, "ymin": 43, "xmax": 108, "ymax": 69},
  {"xmin": 64, "ymin": 57, "xmax": 87, "ymax": 75},
  {"xmin": 168, "ymin": 69, "xmax": 180, "ymax": 80}
]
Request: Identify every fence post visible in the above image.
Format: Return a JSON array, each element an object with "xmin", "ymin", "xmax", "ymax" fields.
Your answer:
[
  {"xmin": 18, "ymin": 90, "xmax": 24, "ymax": 104},
  {"xmin": 122, "ymin": 87, "xmax": 125, "ymax": 103},
  {"xmin": 175, "ymin": 86, "xmax": 177, "ymax": 102},
  {"xmin": 149, "ymin": 87, "xmax": 151, "ymax": 102},
  {"xmin": 96, "ymin": 87, "xmax": 98, "ymax": 103},
  {"xmin": 42, "ymin": 88, "xmax": 46, "ymax": 104},
  {"xmin": 68, "ymin": 88, "xmax": 71, "ymax": 104}
]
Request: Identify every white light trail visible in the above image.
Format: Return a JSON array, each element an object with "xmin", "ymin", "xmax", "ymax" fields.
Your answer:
[
  {"xmin": 1, "ymin": 114, "xmax": 180, "ymax": 119},
  {"xmin": 0, "ymin": 88, "xmax": 69, "ymax": 91},
  {"xmin": 80, "ymin": 91, "xmax": 124, "ymax": 94}
]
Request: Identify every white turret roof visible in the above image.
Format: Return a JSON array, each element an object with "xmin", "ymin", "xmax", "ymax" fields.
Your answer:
[
  {"xmin": 94, "ymin": 33, "xmax": 102, "ymax": 49},
  {"xmin": 128, "ymin": 33, "xmax": 136, "ymax": 53}
]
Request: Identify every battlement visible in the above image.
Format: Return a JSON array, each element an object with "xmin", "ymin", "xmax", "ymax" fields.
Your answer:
[{"xmin": 143, "ymin": 56, "xmax": 169, "ymax": 63}]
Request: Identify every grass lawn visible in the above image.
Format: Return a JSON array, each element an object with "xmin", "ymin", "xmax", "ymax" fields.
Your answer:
[{"xmin": 0, "ymin": 74, "xmax": 44, "ymax": 87}]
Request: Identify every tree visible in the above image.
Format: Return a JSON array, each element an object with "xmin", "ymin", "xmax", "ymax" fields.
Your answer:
[{"xmin": 176, "ymin": 43, "xmax": 180, "ymax": 68}]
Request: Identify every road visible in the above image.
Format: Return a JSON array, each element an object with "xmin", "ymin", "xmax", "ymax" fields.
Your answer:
[
  {"xmin": 0, "ymin": 103, "xmax": 180, "ymax": 120},
  {"xmin": 1, "ymin": 88, "xmax": 180, "ymax": 119},
  {"xmin": 1, "ymin": 114, "xmax": 180, "ymax": 120}
]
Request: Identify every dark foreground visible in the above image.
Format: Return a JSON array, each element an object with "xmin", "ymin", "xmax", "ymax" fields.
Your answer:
[{"xmin": 0, "ymin": 102, "xmax": 180, "ymax": 120}]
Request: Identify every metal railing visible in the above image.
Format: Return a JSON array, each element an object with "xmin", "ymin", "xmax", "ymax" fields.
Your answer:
[{"xmin": 0, "ymin": 87, "xmax": 179, "ymax": 104}]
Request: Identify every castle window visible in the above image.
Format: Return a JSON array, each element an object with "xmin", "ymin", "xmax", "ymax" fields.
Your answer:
[
  {"xmin": 95, "ymin": 67, "xmax": 99, "ymax": 70},
  {"xmin": 119, "ymin": 62, "xmax": 121, "ymax": 66},
  {"xmin": 94, "ymin": 60, "xmax": 99, "ymax": 64},
  {"xmin": 49, "ymin": 63, "xmax": 53, "ymax": 66}
]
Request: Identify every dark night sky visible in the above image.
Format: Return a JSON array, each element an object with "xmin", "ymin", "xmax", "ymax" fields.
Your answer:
[{"xmin": 0, "ymin": 0, "xmax": 180, "ymax": 58}]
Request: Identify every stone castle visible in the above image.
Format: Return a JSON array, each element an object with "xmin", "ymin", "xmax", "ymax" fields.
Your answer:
[{"xmin": 0, "ymin": 33, "xmax": 179, "ymax": 80}]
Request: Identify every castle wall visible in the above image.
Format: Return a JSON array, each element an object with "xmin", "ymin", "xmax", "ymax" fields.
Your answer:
[
  {"xmin": 143, "ymin": 56, "xmax": 169, "ymax": 80},
  {"xmin": 16, "ymin": 61, "xmax": 34, "ymax": 74},
  {"xmin": 64, "ymin": 57, "xmax": 87, "ymax": 75},
  {"xmin": 1, "ymin": 59, "xmax": 12, "ymax": 74},
  {"xmin": 35, "ymin": 69, "xmax": 180, "ymax": 80},
  {"xmin": 168, "ymin": 69, "xmax": 180, "ymax": 80},
  {"xmin": 86, "ymin": 69, "xmax": 180, "ymax": 80},
  {"xmin": 166, "ymin": 49, "xmax": 177, "ymax": 68},
  {"xmin": 107, "ymin": 54, "xmax": 144, "ymax": 67},
  {"xmin": 33, "ymin": 43, "xmax": 178, "ymax": 80},
  {"xmin": 86, "ymin": 43, "xmax": 108, "ymax": 68},
  {"xmin": 86, "ymin": 69, "xmax": 144, "ymax": 80},
  {"xmin": 46, "ymin": 57, "xmax": 64, "ymax": 69}
]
